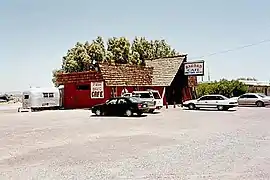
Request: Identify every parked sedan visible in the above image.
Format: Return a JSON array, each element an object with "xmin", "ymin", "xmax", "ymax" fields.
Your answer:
[
  {"xmin": 183, "ymin": 94, "xmax": 238, "ymax": 111},
  {"xmin": 237, "ymin": 93, "xmax": 270, "ymax": 107},
  {"xmin": 91, "ymin": 97, "xmax": 149, "ymax": 117}
]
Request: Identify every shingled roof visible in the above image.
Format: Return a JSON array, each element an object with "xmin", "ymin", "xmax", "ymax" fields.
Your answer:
[
  {"xmin": 99, "ymin": 63, "xmax": 153, "ymax": 86},
  {"xmin": 145, "ymin": 56, "xmax": 186, "ymax": 86}
]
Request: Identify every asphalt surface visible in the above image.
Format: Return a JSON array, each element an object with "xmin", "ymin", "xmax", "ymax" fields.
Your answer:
[{"xmin": 0, "ymin": 106, "xmax": 270, "ymax": 179}]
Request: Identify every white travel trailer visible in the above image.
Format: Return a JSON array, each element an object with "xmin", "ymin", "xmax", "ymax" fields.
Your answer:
[{"xmin": 19, "ymin": 87, "xmax": 61, "ymax": 112}]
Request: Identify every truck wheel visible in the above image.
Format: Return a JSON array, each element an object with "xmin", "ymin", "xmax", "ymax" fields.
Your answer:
[
  {"xmin": 188, "ymin": 103, "xmax": 195, "ymax": 110},
  {"xmin": 217, "ymin": 105, "xmax": 224, "ymax": 111},
  {"xmin": 256, "ymin": 101, "xmax": 264, "ymax": 107}
]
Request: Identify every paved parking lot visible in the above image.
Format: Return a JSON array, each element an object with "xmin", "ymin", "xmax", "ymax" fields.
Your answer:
[{"xmin": 0, "ymin": 107, "xmax": 270, "ymax": 179}]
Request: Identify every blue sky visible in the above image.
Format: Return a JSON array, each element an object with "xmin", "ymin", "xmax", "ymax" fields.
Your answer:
[{"xmin": 1, "ymin": 0, "xmax": 270, "ymax": 92}]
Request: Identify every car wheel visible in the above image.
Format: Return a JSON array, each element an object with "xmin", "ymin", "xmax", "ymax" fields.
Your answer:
[
  {"xmin": 125, "ymin": 109, "xmax": 133, "ymax": 117},
  {"xmin": 95, "ymin": 109, "xmax": 102, "ymax": 116},
  {"xmin": 217, "ymin": 105, "xmax": 224, "ymax": 111},
  {"xmin": 188, "ymin": 103, "xmax": 195, "ymax": 110},
  {"xmin": 256, "ymin": 101, "xmax": 264, "ymax": 107},
  {"xmin": 149, "ymin": 109, "xmax": 155, "ymax": 113},
  {"xmin": 137, "ymin": 112, "xmax": 143, "ymax": 116}
]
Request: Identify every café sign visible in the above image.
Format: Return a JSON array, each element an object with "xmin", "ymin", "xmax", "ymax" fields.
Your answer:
[
  {"xmin": 184, "ymin": 60, "xmax": 204, "ymax": 76},
  {"xmin": 91, "ymin": 82, "xmax": 104, "ymax": 99}
]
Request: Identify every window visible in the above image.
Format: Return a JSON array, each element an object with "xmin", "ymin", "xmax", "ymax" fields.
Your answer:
[
  {"xmin": 107, "ymin": 99, "xmax": 117, "ymax": 105},
  {"xmin": 207, "ymin": 96, "xmax": 218, "ymax": 100},
  {"xmin": 258, "ymin": 93, "xmax": 266, "ymax": 98},
  {"xmin": 133, "ymin": 92, "xmax": 153, "ymax": 98},
  {"xmin": 129, "ymin": 97, "xmax": 139, "ymax": 103},
  {"xmin": 246, "ymin": 94, "xmax": 257, "ymax": 98},
  {"xmin": 43, "ymin": 93, "xmax": 48, "ymax": 98},
  {"xmin": 24, "ymin": 95, "xmax": 29, "ymax": 99},
  {"xmin": 199, "ymin": 96, "xmax": 209, "ymax": 101},
  {"xmin": 77, "ymin": 84, "xmax": 90, "ymax": 90},
  {"xmin": 49, "ymin": 93, "xmax": 54, "ymax": 98},
  {"xmin": 152, "ymin": 92, "xmax": 161, "ymax": 99},
  {"xmin": 239, "ymin": 95, "xmax": 247, "ymax": 99},
  {"xmin": 118, "ymin": 99, "xmax": 127, "ymax": 104},
  {"xmin": 214, "ymin": 96, "xmax": 226, "ymax": 100}
]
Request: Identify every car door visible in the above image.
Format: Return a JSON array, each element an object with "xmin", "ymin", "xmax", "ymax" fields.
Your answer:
[
  {"xmin": 116, "ymin": 98, "xmax": 130, "ymax": 115},
  {"xmin": 238, "ymin": 95, "xmax": 247, "ymax": 105},
  {"xmin": 104, "ymin": 98, "xmax": 118, "ymax": 115},
  {"xmin": 196, "ymin": 96, "xmax": 210, "ymax": 108},
  {"xmin": 245, "ymin": 94, "xmax": 259, "ymax": 106},
  {"xmin": 205, "ymin": 96, "xmax": 220, "ymax": 108}
]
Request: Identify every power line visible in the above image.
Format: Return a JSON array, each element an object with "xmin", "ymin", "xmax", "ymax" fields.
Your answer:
[{"xmin": 189, "ymin": 38, "xmax": 270, "ymax": 60}]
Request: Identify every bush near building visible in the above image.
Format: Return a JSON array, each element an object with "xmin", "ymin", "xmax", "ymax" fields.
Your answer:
[{"xmin": 196, "ymin": 79, "xmax": 248, "ymax": 98}]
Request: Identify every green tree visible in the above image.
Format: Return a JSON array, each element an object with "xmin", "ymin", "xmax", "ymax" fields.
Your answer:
[
  {"xmin": 196, "ymin": 79, "xmax": 248, "ymax": 98},
  {"xmin": 52, "ymin": 36, "xmax": 179, "ymax": 85},
  {"xmin": 52, "ymin": 69, "xmax": 63, "ymax": 87},
  {"xmin": 107, "ymin": 37, "xmax": 131, "ymax": 64},
  {"xmin": 131, "ymin": 37, "xmax": 178, "ymax": 65}
]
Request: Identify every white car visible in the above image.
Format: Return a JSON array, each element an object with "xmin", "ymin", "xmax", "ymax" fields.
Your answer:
[
  {"xmin": 183, "ymin": 94, "xmax": 238, "ymax": 111},
  {"xmin": 123, "ymin": 90, "xmax": 163, "ymax": 113}
]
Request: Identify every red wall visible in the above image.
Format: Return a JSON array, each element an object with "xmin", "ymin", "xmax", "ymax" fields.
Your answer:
[
  {"xmin": 63, "ymin": 83, "xmax": 167, "ymax": 109},
  {"xmin": 63, "ymin": 82, "xmax": 111, "ymax": 109}
]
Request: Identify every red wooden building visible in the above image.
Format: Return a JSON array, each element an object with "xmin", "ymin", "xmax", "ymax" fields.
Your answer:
[{"xmin": 56, "ymin": 55, "xmax": 197, "ymax": 109}]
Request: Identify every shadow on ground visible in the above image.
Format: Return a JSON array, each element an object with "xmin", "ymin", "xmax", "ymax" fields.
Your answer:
[
  {"xmin": 183, "ymin": 108, "xmax": 237, "ymax": 112},
  {"xmin": 90, "ymin": 114, "xmax": 148, "ymax": 118}
]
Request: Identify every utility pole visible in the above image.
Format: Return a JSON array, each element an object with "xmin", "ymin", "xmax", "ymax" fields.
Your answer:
[{"xmin": 207, "ymin": 66, "xmax": 211, "ymax": 82}]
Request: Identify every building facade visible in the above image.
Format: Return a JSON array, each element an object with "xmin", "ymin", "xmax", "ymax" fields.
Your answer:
[{"xmin": 56, "ymin": 55, "xmax": 197, "ymax": 109}]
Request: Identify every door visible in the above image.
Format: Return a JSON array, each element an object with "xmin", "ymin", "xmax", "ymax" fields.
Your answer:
[
  {"xmin": 204, "ymin": 96, "xmax": 221, "ymax": 108},
  {"xmin": 22, "ymin": 94, "xmax": 31, "ymax": 109},
  {"xmin": 196, "ymin": 96, "xmax": 211, "ymax": 108},
  {"xmin": 245, "ymin": 94, "xmax": 259, "ymax": 105},
  {"xmin": 104, "ymin": 98, "xmax": 118, "ymax": 115},
  {"xmin": 116, "ymin": 98, "xmax": 130, "ymax": 115},
  {"xmin": 238, "ymin": 95, "xmax": 247, "ymax": 105}
]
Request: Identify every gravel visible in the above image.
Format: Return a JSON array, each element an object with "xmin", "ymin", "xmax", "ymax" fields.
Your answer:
[{"xmin": 0, "ymin": 107, "xmax": 270, "ymax": 179}]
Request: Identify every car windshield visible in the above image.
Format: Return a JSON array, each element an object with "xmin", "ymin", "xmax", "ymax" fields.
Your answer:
[
  {"xmin": 129, "ymin": 97, "xmax": 140, "ymax": 103},
  {"xmin": 220, "ymin": 95, "xmax": 229, "ymax": 100},
  {"xmin": 152, "ymin": 92, "xmax": 161, "ymax": 99},
  {"xmin": 258, "ymin": 93, "xmax": 266, "ymax": 98},
  {"xmin": 133, "ymin": 92, "xmax": 153, "ymax": 98}
]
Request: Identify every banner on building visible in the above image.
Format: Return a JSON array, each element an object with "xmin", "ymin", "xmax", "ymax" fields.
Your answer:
[
  {"xmin": 91, "ymin": 82, "xmax": 104, "ymax": 99},
  {"xmin": 184, "ymin": 60, "xmax": 204, "ymax": 76}
]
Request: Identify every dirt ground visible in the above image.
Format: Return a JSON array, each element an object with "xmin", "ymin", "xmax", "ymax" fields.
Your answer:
[{"xmin": 0, "ymin": 106, "xmax": 270, "ymax": 179}]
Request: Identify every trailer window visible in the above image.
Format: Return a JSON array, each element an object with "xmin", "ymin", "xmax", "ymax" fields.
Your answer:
[
  {"xmin": 24, "ymin": 95, "xmax": 29, "ymax": 99},
  {"xmin": 49, "ymin": 93, "xmax": 54, "ymax": 98},
  {"xmin": 77, "ymin": 85, "xmax": 90, "ymax": 90},
  {"xmin": 43, "ymin": 93, "xmax": 48, "ymax": 98}
]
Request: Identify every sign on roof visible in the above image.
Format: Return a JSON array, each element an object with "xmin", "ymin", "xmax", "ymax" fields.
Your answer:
[{"xmin": 184, "ymin": 60, "xmax": 204, "ymax": 76}]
